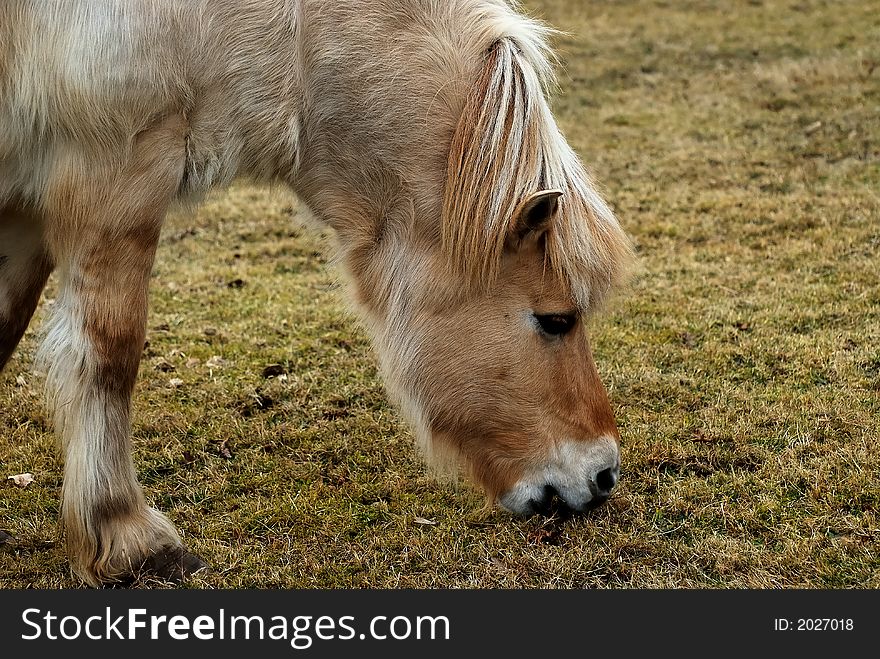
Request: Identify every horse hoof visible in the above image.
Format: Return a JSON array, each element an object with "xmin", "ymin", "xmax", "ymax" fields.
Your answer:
[
  {"xmin": 0, "ymin": 530, "xmax": 14, "ymax": 550},
  {"xmin": 139, "ymin": 545, "xmax": 208, "ymax": 583}
]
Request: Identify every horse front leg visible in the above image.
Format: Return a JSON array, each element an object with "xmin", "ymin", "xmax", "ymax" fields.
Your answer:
[{"xmin": 40, "ymin": 114, "xmax": 206, "ymax": 586}]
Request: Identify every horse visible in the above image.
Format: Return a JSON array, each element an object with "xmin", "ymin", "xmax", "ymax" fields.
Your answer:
[{"xmin": 0, "ymin": 0, "xmax": 633, "ymax": 586}]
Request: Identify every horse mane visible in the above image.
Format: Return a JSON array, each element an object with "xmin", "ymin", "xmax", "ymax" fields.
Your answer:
[{"xmin": 441, "ymin": 24, "xmax": 633, "ymax": 310}]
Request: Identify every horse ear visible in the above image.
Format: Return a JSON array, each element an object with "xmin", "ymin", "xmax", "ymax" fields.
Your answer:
[{"xmin": 507, "ymin": 189, "xmax": 563, "ymax": 251}]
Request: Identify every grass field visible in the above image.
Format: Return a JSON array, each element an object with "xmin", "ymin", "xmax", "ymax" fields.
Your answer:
[{"xmin": 2, "ymin": 0, "xmax": 878, "ymax": 588}]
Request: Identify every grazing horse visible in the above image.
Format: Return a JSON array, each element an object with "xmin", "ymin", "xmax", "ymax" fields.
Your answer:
[{"xmin": 0, "ymin": 0, "xmax": 632, "ymax": 586}]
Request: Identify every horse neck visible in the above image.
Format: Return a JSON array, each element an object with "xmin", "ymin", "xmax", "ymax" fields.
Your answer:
[{"xmin": 285, "ymin": 0, "xmax": 488, "ymax": 312}]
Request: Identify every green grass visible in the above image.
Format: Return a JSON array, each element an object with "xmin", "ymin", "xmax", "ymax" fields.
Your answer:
[{"xmin": 2, "ymin": 0, "xmax": 878, "ymax": 588}]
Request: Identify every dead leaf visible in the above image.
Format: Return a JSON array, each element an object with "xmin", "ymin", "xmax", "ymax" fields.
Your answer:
[
  {"xmin": 168, "ymin": 378, "xmax": 184, "ymax": 389},
  {"xmin": 528, "ymin": 526, "xmax": 563, "ymax": 545},
  {"xmin": 693, "ymin": 428, "xmax": 714, "ymax": 442},
  {"xmin": 8, "ymin": 473, "xmax": 35, "ymax": 488},
  {"xmin": 804, "ymin": 120, "xmax": 822, "ymax": 134},
  {"xmin": 216, "ymin": 439, "xmax": 233, "ymax": 459},
  {"xmin": 414, "ymin": 517, "xmax": 437, "ymax": 526},
  {"xmin": 238, "ymin": 392, "xmax": 274, "ymax": 417},
  {"xmin": 262, "ymin": 364, "xmax": 286, "ymax": 378},
  {"xmin": 153, "ymin": 358, "xmax": 176, "ymax": 372},
  {"xmin": 206, "ymin": 355, "xmax": 227, "ymax": 369}
]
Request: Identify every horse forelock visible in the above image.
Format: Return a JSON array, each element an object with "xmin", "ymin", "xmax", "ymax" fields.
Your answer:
[{"xmin": 441, "ymin": 13, "xmax": 633, "ymax": 311}]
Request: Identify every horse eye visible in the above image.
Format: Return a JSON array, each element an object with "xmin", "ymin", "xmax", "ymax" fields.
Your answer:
[{"xmin": 534, "ymin": 313, "xmax": 577, "ymax": 337}]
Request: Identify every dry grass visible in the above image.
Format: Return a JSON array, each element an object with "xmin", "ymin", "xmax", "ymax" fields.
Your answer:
[{"xmin": 2, "ymin": 0, "xmax": 878, "ymax": 588}]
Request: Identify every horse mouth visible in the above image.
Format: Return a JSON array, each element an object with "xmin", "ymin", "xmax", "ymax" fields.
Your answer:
[{"xmin": 524, "ymin": 484, "xmax": 611, "ymax": 517}]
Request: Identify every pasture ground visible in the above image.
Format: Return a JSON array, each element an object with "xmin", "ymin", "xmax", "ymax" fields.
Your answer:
[{"xmin": 1, "ymin": 0, "xmax": 878, "ymax": 588}]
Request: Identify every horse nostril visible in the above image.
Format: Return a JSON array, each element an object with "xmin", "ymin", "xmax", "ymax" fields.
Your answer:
[{"xmin": 594, "ymin": 466, "xmax": 618, "ymax": 497}]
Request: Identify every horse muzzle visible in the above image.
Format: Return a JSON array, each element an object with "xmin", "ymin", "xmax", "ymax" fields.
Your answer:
[{"xmin": 498, "ymin": 435, "xmax": 620, "ymax": 516}]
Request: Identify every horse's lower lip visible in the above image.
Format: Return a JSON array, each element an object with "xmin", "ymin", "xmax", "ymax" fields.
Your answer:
[
  {"xmin": 583, "ymin": 493, "xmax": 610, "ymax": 510},
  {"xmin": 527, "ymin": 492, "xmax": 610, "ymax": 517},
  {"xmin": 527, "ymin": 496, "xmax": 571, "ymax": 517}
]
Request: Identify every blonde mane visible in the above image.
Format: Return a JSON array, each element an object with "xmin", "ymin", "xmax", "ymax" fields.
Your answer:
[{"xmin": 442, "ymin": 29, "xmax": 633, "ymax": 310}]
